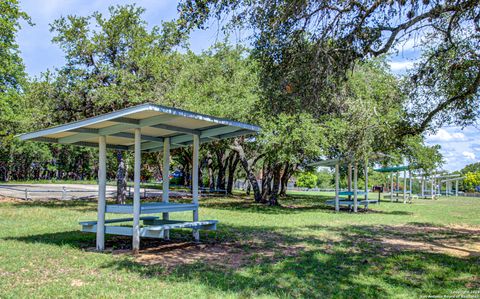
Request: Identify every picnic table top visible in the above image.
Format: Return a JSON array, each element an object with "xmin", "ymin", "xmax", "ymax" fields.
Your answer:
[{"xmin": 338, "ymin": 191, "xmax": 367, "ymax": 196}]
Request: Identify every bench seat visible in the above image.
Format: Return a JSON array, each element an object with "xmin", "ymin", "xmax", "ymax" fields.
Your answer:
[
  {"xmin": 325, "ymin": 199, "xmax": 378, "ymax": 206},
  {"xmin": 80, "ymin": 219, "xmax": 218, "ymax": 239},
  {"xmin": 79, "ymin": 216, "xmax": 159, "ymax": 226}
]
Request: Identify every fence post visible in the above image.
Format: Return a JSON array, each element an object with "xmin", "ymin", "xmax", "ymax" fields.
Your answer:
[
  {"xmin": 24, "ymin": 188, "xmax": 28, "ymax": 200},
  {"xmin": 62, "ymin": 186, "xmax": 67, "ymax": 200}
]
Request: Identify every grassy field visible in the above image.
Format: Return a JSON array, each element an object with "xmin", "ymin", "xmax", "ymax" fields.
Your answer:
[{"xmin": 0, "ymin": 192, "xmax": 479, "ymax": 298}]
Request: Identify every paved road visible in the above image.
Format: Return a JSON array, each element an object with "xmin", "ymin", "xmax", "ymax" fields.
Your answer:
[{"xmin": 0, "ymin": 184, "xmax": 188, "ymax": 200}]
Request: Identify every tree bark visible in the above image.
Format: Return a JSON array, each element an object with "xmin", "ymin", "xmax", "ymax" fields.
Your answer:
[
  {"xmin": 215, "ymin": 148, "xmax": 229, "ymax": 191},
  {"xmin": 230, "ymin": 139, "xmax": 262, "ymax": 202},
  {"xmin": 206, "ymin": 151, "xmax": 215, "ymax": 191},
  {"xmin": 269, "ymin": 163, "xmax": 282, "ymax": 206},
  {"xmin": 279, "ymin": 162, "xmax": 290, "ymax": 197},
  {"xmin": 226, "ymin": 151, "xmax": 239, "ymax": 194},
  {"xmin": 261, "ymin": 162, "xmax": 273, "ymax": 202}
]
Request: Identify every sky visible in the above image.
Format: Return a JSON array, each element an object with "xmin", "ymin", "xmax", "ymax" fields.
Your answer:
[{"xmin": 16, "ymin": 0, "xmax": 480, "ymax": 172}]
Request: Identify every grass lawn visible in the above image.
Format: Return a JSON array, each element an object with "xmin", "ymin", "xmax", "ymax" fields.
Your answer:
[{"xmin": 0, "ymin": 192, "xmax": 479, "ymax": 298}]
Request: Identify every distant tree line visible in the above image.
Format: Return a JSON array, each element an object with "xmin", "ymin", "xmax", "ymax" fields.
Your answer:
[{"xmin": 1, "ymin": 2, "xmax": 452, "ymax": 205}]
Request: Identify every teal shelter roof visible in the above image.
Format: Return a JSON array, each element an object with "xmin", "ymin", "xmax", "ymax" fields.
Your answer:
[{"xmin": 374, "ymin": 165, "xmax": 410, "ymax": 172}]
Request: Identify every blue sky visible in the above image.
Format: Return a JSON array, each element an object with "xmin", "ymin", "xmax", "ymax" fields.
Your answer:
[{"xmin": 16, "ymin": 0, "xmax": 479, "ymax": 171}]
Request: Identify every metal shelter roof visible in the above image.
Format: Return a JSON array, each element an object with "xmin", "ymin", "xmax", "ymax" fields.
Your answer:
[{"xmin": 18, "ymin": 103, "xmax": 260, "ymax": 152}]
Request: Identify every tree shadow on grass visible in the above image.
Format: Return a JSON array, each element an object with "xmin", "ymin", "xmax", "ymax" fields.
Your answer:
[
  {"xmin": 5, "ymin": 221, "xmax": 480, "ymax": 298},
  {"xmin": 201, "ymin": 197, "xmax": 413, "ymax": 216}
]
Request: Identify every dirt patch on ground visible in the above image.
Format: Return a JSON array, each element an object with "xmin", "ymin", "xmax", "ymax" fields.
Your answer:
[
  {"xmin": 91, "ymin": 236, "xmax": 304, "ymax": 270},
  {"xmin": 139, "ymin": 242, "xmax": 303, "ymax": 270},
  {"xmin": 0, "ymin": 196, "xmax": 23, "ymax": 203},
  {"xmin": 134, "ymin": 242, "xmax": 302, "ymax": 269},
  {"xmin": 380, "ymin": 238, "xmax": 480, "ymax": 257},
  {"xmin": 374, "ymin": 224, "xmax": 480, "ymax": 258}
]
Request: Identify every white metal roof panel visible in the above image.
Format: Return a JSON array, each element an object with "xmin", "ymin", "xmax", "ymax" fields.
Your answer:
[{"xmin": 18, "ymin": 103, "xmax": 260, "ymax": 152}]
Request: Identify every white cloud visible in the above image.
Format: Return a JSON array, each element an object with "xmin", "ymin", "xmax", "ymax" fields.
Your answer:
[
  {"xmin": 425, "ymin": 127, "xmax": 480, "ymax": 171},
  {"xmin": 388, "ymin": 61, "xmax": 415, "ymax": 72},
  {"xmin": 427, "ymin": 128, "xmax": 465, "ymax": 142},
  {"xmin": 462, "ymin": 151, "xmax": 476, "ymax": 160}
]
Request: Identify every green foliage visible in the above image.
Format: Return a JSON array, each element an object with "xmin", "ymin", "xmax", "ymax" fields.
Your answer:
[
  {"xmin": 0, "ymin": 0, "xmax": 30, "ymax": 92},
  {"xmin": 4, "ymin": 5, "xmax": 259, "ymax": 182},
  {"xmin": 316, "ymin": 169, "xmax": 333, "ymax": 189},
  {"xmin": 461, "ymin": 162, "xmax": 480, "ymax": 174},
  {"xmin": 463, "ymin": 172, "xmax": 480, "ymax": 192},
  {"xmin": 321, "ymin": 59, "xmax": 406, "ymax": 161},
  {"xmin": 47, "ymin": 4, "xmax": 187, "ymax": 120},
  {"xmin": 402, "ymin": 136, "xmax": 444, "ymax": 175},
  {"xmin": 296, "ymin": 172, "xmax": 317, "ymax": 189},
  {"xmin": 179, "ymin": 0, "xmax": 480, "ymax": 132},
  {"xmin": 259, "ymin": 113, "xmax": 324, "ymax": 164},
  {"xmin": 165, "ymin": 43, "xmax": 259, "ymax": 122}
]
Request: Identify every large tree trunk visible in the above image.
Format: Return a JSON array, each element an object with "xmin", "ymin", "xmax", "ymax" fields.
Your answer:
[
  {"xmin": 245, "ymin": 179, "xmax": 251, "ymax": 195},
  {"xmin": 269, "ymin": 163, "xmax": 282, "ymax": 206},
  {"xmin": 215, "ymin": 149, "xmax": 228, "ymax": 191},
  {"xmin": 279, "ymin": 166, "xmax": 289, "ymax": 196},
  {"xmin": 280, "ymin": 162, "xmax": 295, "ymax": 197},
  {"xmin": 230, "ymin": 139, "xmax": 262, "ymax": 202},
  {"xmin": 226, "ymin": 151, "xmax": 239, "ymax": 194},
  {"xmin": 261, "ymin": 162, "xmax": 273, "ymax": 202},
  {"xmin": 116, "ymin": 150, "xmax": 127, "ymax": 204},
  {"xmin": 206, "ymin": 151, "xmax": 215, "ymax": 191}
]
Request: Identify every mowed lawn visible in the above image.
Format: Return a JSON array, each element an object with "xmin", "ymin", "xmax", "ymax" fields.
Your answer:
[{"xmin": 0, "ymin": 192, "xmax": 479, "ymax": 298}]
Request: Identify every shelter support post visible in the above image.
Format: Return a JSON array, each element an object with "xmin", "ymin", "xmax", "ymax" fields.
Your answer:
[
  {"xmin": 132, "ymin": 128, "xmax": 141, "ymax": 254},
  {"xmin": 431, "ymin": 178, "xmax": 434, "ymax": 199},
  {"xmin": 96, "ymin": 135, "xmax": 107, "ymax": 251},
  {"xmin": 437, "ymin": 178, "xmax": 441, "ymax": 196},
  {"xmin": 421, "ymin": 176, "xmax": 425, "ymax": 198},
  {"xmin": 390, "ymin": 173, "xmax": 394, "ymax": 202},
  {"xmin": 162, "ymin": 137, "xmax": 170, "ymax": 240},
  {"xmin": 409, "ymin": 170, "xmax": 412, "ymax": 203},
  {"xmin": 348, "ymin": 164, "xmax": 352, "ymax": 200},
  {"xmin": 455, "ymin": 180, "xmax": 459, "ymax": 197},
  {"xmin": 364, "ymin": 159, "xmax": 369, "ymax": 209},
  {"xmin": 335, "ymin": 163, "xmax": 340, "ymax": 212},
  {"xmin": 396, "ymin": 172, "xmax": 399, "ymax": 202},
  {"xmin": 403, "ymin": 169, "xmax": 407, "ymax": 203},
  {"xmin": 353, "ymin": 163, "xmax": 358, "ymax": 213},
  {"xmin": 192, "ymin": 134, "xmax": 200, "ymax": 242}
]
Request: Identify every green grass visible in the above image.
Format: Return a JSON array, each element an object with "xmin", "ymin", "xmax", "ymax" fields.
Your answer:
[{"xmin": 0, "ymin": 193, "xmax": 479, "ymax": 298}]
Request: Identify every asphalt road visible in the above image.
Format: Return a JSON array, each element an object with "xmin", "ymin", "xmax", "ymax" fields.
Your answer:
[{"xmin": 0, "ymin": 183, "xmax": 188, "ymax": 200}]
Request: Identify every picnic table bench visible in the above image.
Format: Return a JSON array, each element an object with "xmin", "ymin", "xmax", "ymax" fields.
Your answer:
[{"xmin": 80, "ymin": 215, "xmax": 217, "ymax": 239}]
